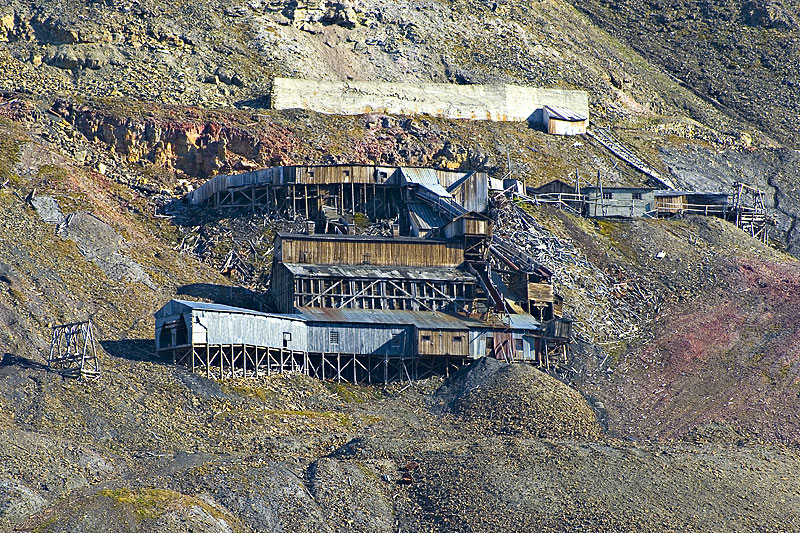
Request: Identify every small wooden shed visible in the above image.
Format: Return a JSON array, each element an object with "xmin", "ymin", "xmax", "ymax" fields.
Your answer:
[
  {"xmin": 583, "ymin": 186, "xmax": 655, "ymax": 218},
  {"xmin": 654, "ymin": 190, "xmax": 730, "ymax": 217},
  {"xmin": 542, "ymin": 106, "xmax": 589, "ymax": 136}
]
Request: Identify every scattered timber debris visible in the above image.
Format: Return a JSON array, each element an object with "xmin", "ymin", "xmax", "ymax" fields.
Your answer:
[
  {"xmin": 220, "ymin": 248, "xmax": 251, "ymax": 278},
  {"xmin": 492, "ymin": 194, "xmax": 658, "ymax": 350}
]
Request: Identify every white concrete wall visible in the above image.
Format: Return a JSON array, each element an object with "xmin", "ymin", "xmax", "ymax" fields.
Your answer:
[{"xmin": 272, "ymin": 78, "xmax": 589, "ymax": 123}]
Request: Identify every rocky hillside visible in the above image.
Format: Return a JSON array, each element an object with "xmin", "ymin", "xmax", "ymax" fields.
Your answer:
[
  {"xmin": 571, "ymin": 0, "xmax": 800, "ymax": 147},
  {"xmin": 1, "ymin": 0, "xmax": 800, "ymax": 531},
  {"xmin": 0, "ymin": 0, "xmax": 762, "ymax": 135}
]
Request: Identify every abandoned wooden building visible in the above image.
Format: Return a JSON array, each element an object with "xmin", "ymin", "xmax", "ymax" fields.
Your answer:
[
  {"xmin": 158, "ymin": 163, "xmax": 579, "ymax": 382},
  {"xmin": 157, "ymin": 212, "xmax": 570, "ymax": 381},
  {"xmin": 525, "ymin": 179, "xmax": 768, "ymax": 242},
  {"xmin": 583, "ymin": 186, "xmax": 656, "ymax": 218},
  {"xmin": 542, "ymin": 105, "xmax": 589, "ymax": 136},
  {"xmin": 268, "ymin": 233, "xmax": 478, "ymax": 314},
  {"xmin": 184, "ymin": 164, "xmax": 488, "ymax": 236},
  {"xmin": 154, "ymin": 297, "xmax": 564, "ymax": 383}
]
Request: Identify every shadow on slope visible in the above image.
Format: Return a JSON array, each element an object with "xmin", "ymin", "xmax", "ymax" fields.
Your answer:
[
  {"xmin": 177, "ymin": 283, "xmax": 263, "ymax": 311},
  {"xmin": 0, "ymin": 353, "xmax": 50, "ymax": 372},
  {"xmin": 100, "ymin": 339, "xmax": 161, "ymax": 363}
]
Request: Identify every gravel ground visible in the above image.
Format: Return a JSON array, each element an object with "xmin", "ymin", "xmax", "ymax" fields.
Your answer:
[{"xmin": 3, "ymin": 354, "xmax": 800, "ymax": 532}]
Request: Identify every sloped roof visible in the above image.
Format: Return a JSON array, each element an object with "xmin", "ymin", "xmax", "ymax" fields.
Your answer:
[
  {"xmin": 298, "ymin": 307, "xmax": 480, "ymax": 330},
  {"xmin": 544, "ymin": 105, "xmax": 588, "ymax": 122},
  {"xmin": 408, "ymin": 202, "xmax": 449, "ymax": 232},
  {"xmin": 398, "ymin": 167, "xmax": 452, "ymax": 198},
  {"xmin": 280, "ymin": 263, "xmax": 473, "ymax": 282},
  {"xmin": 154, "ymin": 299, "xmax": 303, "ymax": 321},
  {"xmin": 296, "ymin": 307, "xmax": 542, "ymax": 331}
]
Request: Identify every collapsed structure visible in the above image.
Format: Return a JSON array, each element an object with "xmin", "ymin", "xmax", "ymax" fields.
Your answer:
[{"xmin": 158, "ymin": 165, "xmax": 571, "ymax": 382}]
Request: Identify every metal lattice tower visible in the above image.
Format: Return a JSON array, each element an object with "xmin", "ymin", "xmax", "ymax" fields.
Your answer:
[{"xmin": 48, "ymin": 319, "xmax": 100, "ymax": 379}]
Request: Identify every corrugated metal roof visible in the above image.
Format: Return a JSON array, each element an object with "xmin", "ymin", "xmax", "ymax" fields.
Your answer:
[
  {"xmin": 282, "ymin": 263, "xmax": 473, "ymax": 281},
  {"xmin": 544, "ymin": 105, "xmax": 588, "ymax": 122},
  {"xmin": 155, "ymin": 299, "xmax": 305, "ymax": 321},
  {"xmin": 505, "ymin": 313, "xmax": 543, "ymax": 330},
  {"xmin": 297, "ymin": 307, "xmax": 481, "ymax": 329},
  {"xmin": 408, "ymin": 202, "xmax": 449, "ymax": 231},
  {"xmin": 276, "ymin": 232, "xmax": 448, "ymax": 245},
  {"xmin": 296, "ymin": 307, "xmax": 541, "ymax": 331},
  {"xmin": 399, "ymin": 168, "xmax": 452, "ymax": 198}
]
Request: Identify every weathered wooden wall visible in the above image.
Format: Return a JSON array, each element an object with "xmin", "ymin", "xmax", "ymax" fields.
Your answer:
[
  {"xmin": 417, "ymin": 328, "xmax": 470, "ymax": 357},
  {"xmin": 276, "ymin": 234, "xmax": 465, "ymax": 267},
  {"xmin": 295, "ymin": 165, "xmax": 377, "ymax": 184}
]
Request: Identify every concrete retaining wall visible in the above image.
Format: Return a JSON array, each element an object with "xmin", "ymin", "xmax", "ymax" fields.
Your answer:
[{"xmin": 271, "ymin": 78, "xmax": 589, "ymax": 123}]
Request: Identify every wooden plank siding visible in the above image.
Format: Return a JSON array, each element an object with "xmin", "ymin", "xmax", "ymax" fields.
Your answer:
[
  {"xmin": 270, "ymin": 263, "xmax": 295, "ymax": 314},
  {"xmin": 527, "ymin": 282, "xmax": 554, "ymax": 303},
  {"xmin": 548, "ymin": 118, "xmax": 588, "ymax": 135},
  {"xmin": 443, "ymin": 213, "xmax": 492, "ymax": 240},
  {"xmin": 295, "ymin": 165, "xmax": 378, "ymax": 185},
  {"xmin": 448, "ymin": 173, "xmax": 489, "ymax": 213},
  {"xmin": 417, "ymin": 328, "xmax": 470, "ymax": 357},
  {"xmin": 655, "ymin": 194, "xmax": 687, "ymax": 214},
  {"xmin": 275, "ymin": 234, "xmax": 464, "ymax": 268}
]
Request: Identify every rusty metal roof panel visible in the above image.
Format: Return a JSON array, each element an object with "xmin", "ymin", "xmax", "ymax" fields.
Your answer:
[
  {"xmin": 296, "ymin": 308, "xmax": 542, "ymax": 332},
  {"xmin": 297, "ymin": 307, "xmax": 481, "ymax": 330}
]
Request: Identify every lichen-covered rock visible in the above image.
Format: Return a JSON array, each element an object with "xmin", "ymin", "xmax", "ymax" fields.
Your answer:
[
  {"xmin": 46, "ymin": 44, "xmax": 124, "ymax": 70},
  {"xmin": 0, "ymin": 479, "xmax": 45, "ymax": 528}
]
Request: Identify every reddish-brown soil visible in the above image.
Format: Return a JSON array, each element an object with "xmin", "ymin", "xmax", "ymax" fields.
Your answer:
[{"xmin": 593, "ymin": 254, "xmax": 800, "ymax": 443}]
